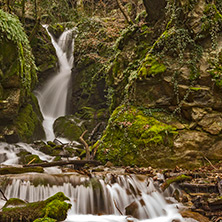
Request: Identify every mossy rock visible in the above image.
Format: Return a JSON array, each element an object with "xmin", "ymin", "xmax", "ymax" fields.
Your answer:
[
  {"xmin": 14, "ymin": 104, "xmax": 44, "ymax": 142},
  {"xmin": 3, "ymin": 198, "xmax": 26, "ymax": 208},
  {"xmin": 33, "ymin": 217, "xmax": 56, "ymax": 222},
  {"xmin": 43, "ymin": 199, "xmax": 71, "ymax": 221},
  {"xmin": 138, "ymin": 54, "xmax": 166, "ymax": 78},
  {"xmin": 0, "ymin": 192, "xmax": 71, "ymax": 222},
  {"xmin": 96, "ymin": 105, "xmax": 177, "ymax": 167},
  {"xmin": 19, "ymin": 153, "xmax": 43, "ymax": 165},
  {"xmin": 53, "ymin": 115, "xmax": 84, "ymax": 141}
]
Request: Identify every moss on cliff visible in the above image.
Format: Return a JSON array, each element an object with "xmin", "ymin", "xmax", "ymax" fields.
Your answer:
[
  {"xmin": 138, "ymin": 54, "xmax": 166, "ymax": 78},
  {"xmin": 96, "ymin": 105, "xmax": 177, "ymax": 166},
  {"xmin": 14, "ymin": 104, "xmax": 41, "ymax": 142}
]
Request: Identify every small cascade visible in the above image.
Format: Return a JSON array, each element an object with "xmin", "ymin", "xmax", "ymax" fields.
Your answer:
[
  {"xmin": 0, "ymin": 142, "xmax": 54, "ymax": 165},
  {"xmin": 36, "ymin": 25, "xmax": 75, "ymax": 141},
  {"xmin": 1, "ymin": 174, "xmax": 184, "ymax": 222}
]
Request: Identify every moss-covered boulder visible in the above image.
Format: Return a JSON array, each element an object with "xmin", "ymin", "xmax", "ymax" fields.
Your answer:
[
  {"xmin": 0, "ymin": 192, "xmax": 71, "ymax": 222},
  {"xmin": 53, "ymin": 115, "xmax": 84, "ymax": 141},
  {"xmin": 96, "ymin": 105, "xmax": 177, "ymax": 167}
]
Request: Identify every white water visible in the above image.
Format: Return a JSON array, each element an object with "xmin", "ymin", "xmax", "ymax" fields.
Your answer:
[
  {"xmin": 36, "ymin": 25, "xmax": 75, "ymax": 141},
  {"xmin": 1, "ymin": 174, "xmax": 184, "ymax": 222},
  {"xmin": 0, "ymin": 142, "xmax": 54, "ymax": 165}
]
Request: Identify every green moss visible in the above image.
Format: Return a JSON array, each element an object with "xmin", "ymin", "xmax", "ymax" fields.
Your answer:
[
  {"xmin": 3, "ymin": 198, "xmax": 26, "ymax": 208},
  {"xmin": 43, "ymin": 200, "xmax": 71, "ymax": 221},
  {"xmin": 14, "ymin": 104, "xmax": 40, "ymax": 142},
  {"xmin": 161, "ymin": 175, "xmax": 192, "ymax": 191},
  {"xmin": 33, "ymin": 217, "xmax": 56, "ymax": 222},
  {"xmin": 0, "ymin": 167, "xmax": 44, "ymax": 175},
  {"xmin": 190, "ymin": 87, "xmax": 202, "ymax": 91},
  {"xmin": 53, "ymin": 116, "xmax": 84, "ymax": 141},
  {"xmin": 96, "ymin": 105, "xmax": 177, "ymax": 166},
  {"xmin": 21, "ymin": 154, "xmax": 43, "ymax": 164},
  {"xmin": 138, "ymin": 55, "xmax": 166, "ymax": 78}
]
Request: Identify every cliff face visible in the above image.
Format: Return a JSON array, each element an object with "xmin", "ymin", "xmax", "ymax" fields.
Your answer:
[
  {"xmin": 0, "ymin": 10, "xmax": 45, "ymax": 142},
  {"xmin": 93, "ymin": 0, "xmax": 222, "ymax": 168}
]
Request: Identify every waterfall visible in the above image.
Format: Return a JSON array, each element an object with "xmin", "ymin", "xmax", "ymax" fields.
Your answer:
[
  {"xmin": 2, "ymin": 174, "xmax": 184, "ymax": 222},
  {"xmin": 36, "ymin": 25, "xmax": 75, "ymax": 141}
]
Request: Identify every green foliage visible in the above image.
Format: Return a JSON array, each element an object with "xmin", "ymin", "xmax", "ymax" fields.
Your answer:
[
  {"xmin": 202, "ymin": 3, "xmax": 222, "ymax": 49},
  {"xmin": 97, "ymin": 105, "xmax": 177, "ymax": 166},
  {"xmin": 208, "ymin": 51, "xmax": 222, "ymax": 87},
  {"xmin": 0, "ymin": 10, "xmax": 37, "ymax": 94}
]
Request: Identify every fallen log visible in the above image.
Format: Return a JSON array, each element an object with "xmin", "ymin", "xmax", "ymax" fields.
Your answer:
[
  {"xmin": 0, "ymin": 166, "xmax": 44, "ymax": 175},
  {"xmin": 23, "ymin": 160, "xmax": 100, "ymax": 168}
]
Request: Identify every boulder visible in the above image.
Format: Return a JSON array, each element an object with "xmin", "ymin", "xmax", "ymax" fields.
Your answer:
[
  {"xmin": 0, "ymin": 192, "xmax": 71, "ymax": 222},
  {"xmin": 53, "ymin": 115, "xmax": 84, "ymax": 141}
]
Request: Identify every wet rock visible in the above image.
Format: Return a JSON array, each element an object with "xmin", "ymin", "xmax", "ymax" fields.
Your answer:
[
  {"xmin": 125, "ymin": 201, "xmax": 140, "ymax": 219},
  {"xmin": 180, "ymin": 210, "xmax": 209, "ymax": 222},
  {"xmin": 4, "ymin": 129, "xmax": 19, "ymax": 143}
]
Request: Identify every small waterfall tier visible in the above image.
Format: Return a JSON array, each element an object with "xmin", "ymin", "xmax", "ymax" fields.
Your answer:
[
  {"xmin": 36, "ymin": 25, "xmax": 75, "ymax": 141},
  {"xmin": 1, "ymin": 173, "xmax": 184, "ymax": 222}
]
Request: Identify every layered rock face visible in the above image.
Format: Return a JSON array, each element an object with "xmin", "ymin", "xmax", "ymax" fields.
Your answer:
[{"xmin": 95, "ymin": 0, "xmax": 222, "ymax": 168}]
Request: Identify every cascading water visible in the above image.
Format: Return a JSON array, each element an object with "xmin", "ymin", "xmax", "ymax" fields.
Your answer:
[
  {"xmin": 36, "ymin": 25, "xmax": 75, "ymax": 141},
  {"xmin": 2, "ymin": 174, "xmax": 184, "ymax": 222}
]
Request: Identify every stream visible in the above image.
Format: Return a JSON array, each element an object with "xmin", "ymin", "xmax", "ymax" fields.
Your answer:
[{"xmin": 0, "ymin": 26, "xmax": 187, "ymax": 222}]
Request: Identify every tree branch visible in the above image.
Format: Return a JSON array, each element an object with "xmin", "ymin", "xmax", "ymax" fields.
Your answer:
[
  {"xmin": 79, "ymin": 130, "xmax": 90, "ymax": 160},
  {"xmin": 115, "ymin": 0, "xmax": 133, "ymax": 24}
]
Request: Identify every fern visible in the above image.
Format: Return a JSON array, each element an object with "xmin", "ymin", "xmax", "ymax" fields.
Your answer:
[{"xmin": 0, "ymin": 9, "xmax": 37, "ymax": 94}]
